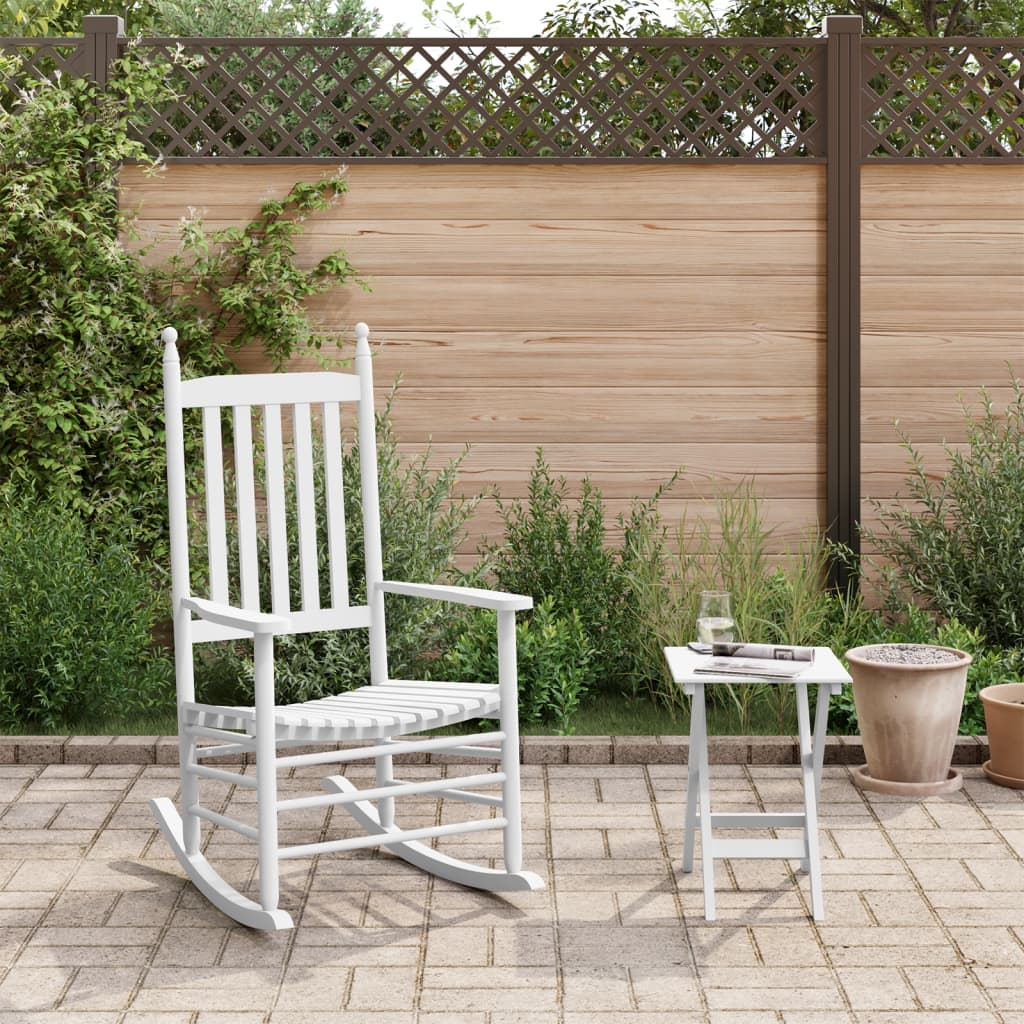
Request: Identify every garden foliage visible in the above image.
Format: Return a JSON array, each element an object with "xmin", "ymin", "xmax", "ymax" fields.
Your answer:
[
  {"xmin": 0, "ymin": 490, "xmax": 173, "ymax": 731},
  {"xmin": 863, "ymin": 378, "xmax": 1024, "ymax": 648},
  {"xmin": 0, "ymin": 51, "xmax": 360, "ymax": 558}
]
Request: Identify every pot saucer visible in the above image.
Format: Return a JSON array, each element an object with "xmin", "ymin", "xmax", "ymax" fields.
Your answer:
[
  {"xmin": 852, "ymin": 764, "xmax": 962, "ymax": 796},
  {"xmin": 982, "ymin": 760, "xmax": 1024, "ymax": 790}
]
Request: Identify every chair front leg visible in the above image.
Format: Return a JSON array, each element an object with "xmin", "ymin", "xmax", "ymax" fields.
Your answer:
[
  {"xmin": 497, "ymin": 609, "xmax": 523, "ymax": 874},
  {"xmin": 253, "ymin": 633, "xmax": 280, "ymax": 913},
  {"xmin": 375, "ymin": 749, "xmax": 396, "ymax": 830},
  {"xmin": 179, "ymin": 725, "xmax": 201, "ymax": 856}
]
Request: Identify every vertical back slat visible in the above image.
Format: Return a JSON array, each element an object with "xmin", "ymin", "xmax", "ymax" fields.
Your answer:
[
  {"xmin": 293, "ymin": 402, "xmax": 320, "ymax": 612},
  {"xmin": 202, "ymin": 407, "xmax": 229, "ymax": 604},
  {"xmin": 233, "ymin": 405, "xmax": 260, "ymax": 610},
  {"xmin": 321, "ymin": 402, "xmax": 349, "ymax": 608},
  {"xmin": 262, "ymin": 404, "xmax": 290, "ymax": 615}
]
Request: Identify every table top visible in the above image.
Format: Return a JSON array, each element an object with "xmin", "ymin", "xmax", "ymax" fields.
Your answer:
[{"xmin": 664, "ymin": 645, "xmax": 851, "ymax": 694}]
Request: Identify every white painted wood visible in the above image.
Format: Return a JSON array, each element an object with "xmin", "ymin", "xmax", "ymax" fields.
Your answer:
[
  {"xmin": 320, "ymin": 776, "xmax": 545, "ymax": 890},
  {"xmin": 322, "ymin": 401, "xmax": 349, "ymax": 608},
  {"xmin": 190, "ymin": 605, "xmax": 369, "ymax": 643},
  {"xmin": 665, "ymin": 645, "xmax": 851, "ymax": 923},
  {"xmin": 380, "ymin": 580, "xmax": 533, "ymax": 611},
  {"xmin": 181, "ymin": 371, "xmax": 360, "ymax": 408},
  {"xmin": 154, "ymin": 322, "xmax": 541, "ymax": 931},
  {"xmin": 356, "ymin": 322, "xmax": 388, "ymax": 686},
  {"xmin": 150, "ymin": 798, "xmax": 294, "ymax": 930},
  {"xmin": 190, "ymin": 804, "xmax": 259, "ymax": 839},
  {"xmin": 293, "ymin": 402, "xmax": 320, "ymax": 611},
  {"xmin": 278, "ymin": 812, "xmax": 508, "ymax": 860},
  {"xmin": 276, "ymin": 771, "xmax": 503, "ymax": 812},
  {"xmin": 274, "ymin": 730, "xmax": 505, "ymax": 768},
  {"xmin": 797, "ymin": 679, "xmax": 825, "ymax": 920},
  {"xmin": 182, "ymin": 596, "xmax": 289, "ymax": 634},
  {"xmin": 201, "ymin": 406, "xmax": 229, "ymax": 604},
  {"xmin": 233, "ymin": 405, "xmax": 260, "ymax": 609},
  {"xmin": 262, "ymin": 404, "xmax": 290, "ymax": 615}
]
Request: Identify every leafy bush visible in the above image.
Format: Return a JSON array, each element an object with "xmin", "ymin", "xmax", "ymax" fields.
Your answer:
[
  {"xmin": 862, "ymin": 377, "xmax": 1024, "ymax": 647},
  {"xmin": 439, "ymin": 597, "xmax": 595, "ymax": 735},
  {"xmin": 476, "ymin": 449, "xmax": 676, "ymax": 700},
  {"xmin": 195, "ymin": 392, "xmax": 479, "ymax": 705},
  {"xmin": 0, "ymin": 51, "xmax": 360, "ymax": 557},
  {"xmin": 0, "ymin": 490, "xmax": 173, "ymax": 731}
]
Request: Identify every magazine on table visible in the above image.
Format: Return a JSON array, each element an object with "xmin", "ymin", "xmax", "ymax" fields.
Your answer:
[{"xmin": 692, "ymin": 642, "xmax": 816, "ymax": 679}]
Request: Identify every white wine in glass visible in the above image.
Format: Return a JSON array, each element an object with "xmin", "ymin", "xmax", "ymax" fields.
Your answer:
[{"xmin": 696, "ymin": 590, "xmax": 734, "ymax": 644}]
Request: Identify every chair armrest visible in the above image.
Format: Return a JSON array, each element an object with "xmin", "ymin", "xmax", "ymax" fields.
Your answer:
[
  {"xmin": 378, "ymin": 581, "xmax": 532, "ymax": 612},
  {"xmin": 182, "ymin": 597, "xmax": 290, "ymax": 635}
]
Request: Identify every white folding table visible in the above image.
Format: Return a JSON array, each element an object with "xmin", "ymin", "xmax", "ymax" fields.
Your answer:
[{"xmin": 663, "ymin": 646, "xmax": 851, "ymax": 921}]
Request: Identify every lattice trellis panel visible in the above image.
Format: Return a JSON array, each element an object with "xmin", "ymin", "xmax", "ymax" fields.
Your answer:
[
  {"xmin": 124, "ymin": 37, "xmax": 826, "ymax": 160},
  {"xmin": 863, "ymin": 40, "xmax": 1024, "ymax": 158},
  {"xmin": 0, "ymin": 38, "xmax": 88, "ymax": 91}
]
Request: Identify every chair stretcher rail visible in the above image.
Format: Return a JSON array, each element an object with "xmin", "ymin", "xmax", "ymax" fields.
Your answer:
[{"xmin": 277, "ymin": 815, "xmax": 507, "ymax": 860}]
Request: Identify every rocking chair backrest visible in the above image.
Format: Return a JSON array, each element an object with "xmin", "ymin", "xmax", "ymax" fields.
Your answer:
[{"xmin": 162, "ymin": 323, "xmax": 388, "ymax": 700}]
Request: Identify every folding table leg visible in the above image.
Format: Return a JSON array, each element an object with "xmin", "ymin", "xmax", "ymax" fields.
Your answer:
[
  {"xmin": 682, "ymin": 703, "xmax": 700, "ymax": 873},
  {"xmin": 689, "ymin": 683, "xmax": 716, "ymax": 921},
  {"xmin": 795, "ymin": 681, "xmax": 824, "ymax": 921}
]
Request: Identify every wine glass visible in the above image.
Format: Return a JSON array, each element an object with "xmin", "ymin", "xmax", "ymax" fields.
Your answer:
[{"xmin": 696, "ymin": 591, "xmax": 735, "ymax": 644}]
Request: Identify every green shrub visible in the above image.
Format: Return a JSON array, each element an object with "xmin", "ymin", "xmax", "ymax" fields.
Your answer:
[
  {"xmin": 0, "ymin": 490, "xmax": 173, "ymax": 731},
  {"xmin": 195, "ymin": 391, "xmax": 478, "ymax": 705},
  {"xmin": 0, "ymin": 51, "xmax": 361, "ymax": 558},
  {"xmin": 438, "ymin": 596, "xmax": 595, "ymax": 735},
  {"xmin": 477, "ymin": 449, "xmax": 676, "ymax": 700},
  {"xmin": 862, "ymin": 377, "xmax": 1024, "ymax": 647}
]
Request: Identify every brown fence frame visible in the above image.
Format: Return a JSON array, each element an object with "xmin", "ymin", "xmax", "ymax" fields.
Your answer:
[{"xmin": 5, "ymin": 14, "xmax": 1023, "ymax": 589}]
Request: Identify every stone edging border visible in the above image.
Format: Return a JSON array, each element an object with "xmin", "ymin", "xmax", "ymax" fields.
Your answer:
[{"xmin": 0, "ymin": 734, "xmax": 991, "ymax": 767}]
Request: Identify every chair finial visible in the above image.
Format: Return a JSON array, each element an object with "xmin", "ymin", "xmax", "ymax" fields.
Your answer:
[
  {"xmin": 355, "ymin": 322, "xmax": 371, "ymax": 357},
  {"xmin": 162, "ymin": 326, "xmax": 179, "ymax": 362}
]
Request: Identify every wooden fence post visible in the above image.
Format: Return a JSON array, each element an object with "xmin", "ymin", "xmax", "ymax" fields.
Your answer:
[
  {"xmin": 824, "ymin": 14, "xmax": 863, "ymax": 592},
  {"xmin": 82, "ymin": 14, "xmax": 123, "ymax": 85}
]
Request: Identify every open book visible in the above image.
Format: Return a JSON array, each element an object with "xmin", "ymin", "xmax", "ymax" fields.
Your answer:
[{"xmin": 694, "ymin": 642, "xmax": 815, "ymax": 679}]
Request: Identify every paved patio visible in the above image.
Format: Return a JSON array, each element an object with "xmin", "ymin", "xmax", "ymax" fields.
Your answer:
[{"xmin": 0, "ymin": 760, "xmax": 1021, "ymax": 1023}]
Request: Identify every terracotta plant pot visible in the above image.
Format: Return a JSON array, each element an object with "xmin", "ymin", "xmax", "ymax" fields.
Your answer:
[
  {"xmin": 980, "ymin": 683, "xmax": 1024, "ymax": 790},
  {"xmin": 846, "ymin": 643, "xmax": 972, "ymax": 796}
]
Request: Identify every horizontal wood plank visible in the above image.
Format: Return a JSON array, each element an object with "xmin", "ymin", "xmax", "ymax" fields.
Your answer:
[
  {"xmin": 862, "ymin": 277, "xmax": 1024, "ymax": 331},
  {"xmin": 120, "ymin": 163, "xmax": 826, "ymax": 221},
  {"xmin": 461, "ymin": 496, "xmax": 825, "ymax": 554},
  {"xmin": 397, "ymin": 442, "xmax": 822, "ymax": 499},
  {"xmin": 862, "ymin": 164, "xmax": 1024, "ymax": 220},
  {"xmin": 236, "ymin": 331, "xmax": 824, "ymax": 387},
  {"xmin": 312, "ymin": 275, "xmax": 824, "ymax": 331},
  {"xmin": 862, "ymin": 221, "xmax": 1024, "ymax": 277},
  {"xmin": 862, "ymin": 333, "xmax": 1024, "ymax": 387},
  {"xmin": 375, "ymin": 386, "xmax": 822, "ymax": 443},
  {"xmin": 861, "ymin": 387, "xmax": 1021, "ymax": 442},
  {"xmin": 130, "ymin": 217, "xmax": 824, "ymax": 276}
]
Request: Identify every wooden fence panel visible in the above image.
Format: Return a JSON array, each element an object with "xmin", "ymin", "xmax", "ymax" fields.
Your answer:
[
  {"xmin": 861, "ymin": 164, "xmax": 1024, "ymax": 542},
  {"xmin": 123, "ymin": 162, "xmax": 827, "ymax": 557}
]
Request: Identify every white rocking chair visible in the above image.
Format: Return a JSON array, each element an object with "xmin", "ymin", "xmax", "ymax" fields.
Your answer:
[{"xmin": 150, "ymin": 322, "xmax": 543, "ymax": 930}]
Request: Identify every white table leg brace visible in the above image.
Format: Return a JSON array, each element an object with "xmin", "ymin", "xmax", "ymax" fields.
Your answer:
[{"xmin": 681, "ymin": 680, "xmax": 836, "ymax": 922}]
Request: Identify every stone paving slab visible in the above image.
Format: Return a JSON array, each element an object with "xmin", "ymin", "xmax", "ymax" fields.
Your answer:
[{"xmin": 0, "ymin": 762, "xmax": 1019, "ymax": 1022}]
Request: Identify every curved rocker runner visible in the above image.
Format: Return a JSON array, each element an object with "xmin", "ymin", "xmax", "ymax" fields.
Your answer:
[{"xmin": 150, "ymin": 323, "xmax": 544, "ymax": 930}]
